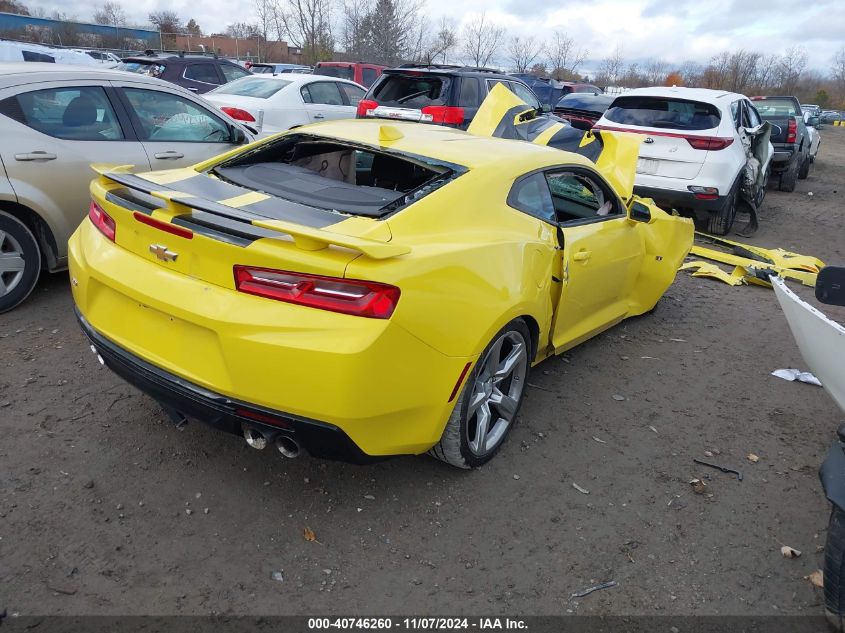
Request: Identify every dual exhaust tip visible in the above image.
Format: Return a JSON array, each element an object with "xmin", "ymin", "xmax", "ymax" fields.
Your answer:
[{"xmin": 243, "ymin": 425, "xmax": 301, "ymax": 458}]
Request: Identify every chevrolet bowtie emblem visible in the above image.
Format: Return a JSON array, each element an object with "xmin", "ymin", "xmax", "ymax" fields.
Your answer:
[{"xmin": 149, "ymin": 244, "xmax": 178, "ymax": 262}]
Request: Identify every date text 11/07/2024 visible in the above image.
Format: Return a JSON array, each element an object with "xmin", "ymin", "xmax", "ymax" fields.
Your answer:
[{"xmin": 307, "ymin": 618, "xmax": 528, "ymax": 630}]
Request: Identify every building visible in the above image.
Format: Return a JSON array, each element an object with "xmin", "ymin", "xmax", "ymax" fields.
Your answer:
[
  {"xmin": 171, "ymin": 34, "xmax": 302, "ymax": 64},
  {"xmin": 0, "ymin": 11, "xmax": 158, "ymax": 47}
]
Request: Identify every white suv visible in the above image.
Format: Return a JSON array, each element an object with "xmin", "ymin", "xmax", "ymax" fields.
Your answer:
[{"xmin": 595, "ymin": 87, "xmax": 773, "ymax": 235}]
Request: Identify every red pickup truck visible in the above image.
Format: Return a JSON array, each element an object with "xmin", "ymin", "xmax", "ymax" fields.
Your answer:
[{"xmin": 313, "ymin": 62, "xmax": 386, "ymax": 88}]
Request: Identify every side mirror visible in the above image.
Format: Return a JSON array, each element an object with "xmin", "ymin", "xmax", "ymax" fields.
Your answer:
[
  {"xmin": 628, "ymin": 200, "xmax": 652, "ymax": 223},
  {"xmin": 809, "ymin": 116, "xmax": 820, "ymax": 127},
  {"xmin": 541, "ymin": 104, "xmax": 552, "ymax": 113},
  {"xmin": 230, "ymin": 126, "xmax": 247, "ymax": 144},
  {"xmin": 816, "ymin": 266, "xmax": 845, "ymax": 306}
]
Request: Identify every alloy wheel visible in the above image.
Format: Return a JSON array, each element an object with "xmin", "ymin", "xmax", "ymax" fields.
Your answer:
[
  {"xmin": 465, "ymin": 330, "xmax": 528, "ymax": 456},
  {"xmin": 0, "ymin": 228, "xmax": 26, "ymax": 297}
]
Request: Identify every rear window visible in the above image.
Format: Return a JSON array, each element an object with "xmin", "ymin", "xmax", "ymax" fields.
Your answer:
[
  {"xmin": 251, "ymin": 65, "xmax": 273, "ymax": 74},
  {"xmin": 754, "ymin": 98, "xmax": 799, "ymax": 117},
  {"xmin": 117, "ymin": 61, "xmax": 165, "ymax": 78},
  {"xmin": 211, "ymin": 134, "xmax": 461, "ymax": 218},
  {"xmin": 211, "ymin": 77, "xmax": 291, "ymax": 98},
  {"xmin": 371, "ymin": 74, "xmax": 451, "ymax": 108},
  {"xmin": 556, "ymin": 94, "xmax": 613, "ymax": 111},
  {"xmin": 314, "ymin": 64, "xmax": 354, "ymax": 81},
  {"xmin": 604, "ymin": 96, "xmax": 721, "ymax": 130}
]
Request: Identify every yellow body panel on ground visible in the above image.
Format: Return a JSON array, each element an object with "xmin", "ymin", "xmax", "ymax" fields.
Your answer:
[{"xmin": 69, "ymin": 119, "xmax": 692, "ymax": 458}]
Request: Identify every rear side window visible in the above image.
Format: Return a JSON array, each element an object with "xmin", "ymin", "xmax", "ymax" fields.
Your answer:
[
  {"xmin": 252, "ymin": 65, "xmax": 272, "ymax": 74},
  {"xmin": 371, "ymin": 74, "xmax": 451, "ymax": 108},
  {"xmin": 507, "ymin": 172, "xmax": 555, "ymax": 223},
  {"xmin": 301, "ymin": 82, "xmax": 344, "ymax": 105},
  {"xmin": 604, "ymin": 96, "xmax": 721, "ymax": 130},
  {"xmin": 340, "ymin": 83, "xmax": 366, "ymax": 106},
  {"xmin": 314, "ymin": 64, "xmax": 354, "ymax": 81},
  {"xmin": 22, "ymin": 51, "xmax": 55, "ymax": 62},
  {"xmin": 184, "ymin": 63, "xmax": 221, "ymax": 85},
  {"xmin": 123, "ymin": 88, "xmax": 230, "ymax": 142},
  {"xmin": 458, "ymin": 77, "xmax": 480, "ymax": 107},
  {"xmin": 361, "ymin": 68, "xmax": 377, "ymax": 87},
  {"xmin": 212, "ymin": 78, "xmax": 290, "ymax": 98},
  {"xmin": 221, "ymin": 64, "xmax": 251, "ymax": 82},
  {"xmin": 117, "ymin": 61, "xmax": 166, "ymax": 78},
  {"xmin": 2, "ymin": 86, "xmax": 123, "ymax": 141}
]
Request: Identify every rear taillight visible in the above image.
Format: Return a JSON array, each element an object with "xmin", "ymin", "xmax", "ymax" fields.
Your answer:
[
  {"xmin": 686, "ymin": 136, "xmax": 734, "ymax": 151},
  {"xmin": 420, "ymin": 105, "xmax": 465, "ymax": 125},
  {"xmin": 233, "ymin": 266, "xmax": 400, "ymax": 319},
  {"xmin": 787, "ymin": 118, "xmax": 797, "ymax": 143},
  {"xmin": 357, "ymin": 99, "xmax": 378, "ymax": 117},
  {"xmin": 89, "ymin": 201, "xmax": 115, "ymax": 241},
  {"xmin": 221, "ymin": 106, "xmax": 256, "ymax": 122}
]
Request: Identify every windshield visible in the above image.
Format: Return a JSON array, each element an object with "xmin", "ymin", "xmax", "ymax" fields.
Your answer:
[
  {"xmin": 210, "ymin": 77, "xmax": 291, "ymax": 98},
  {"xmin": 604, "ymin": 96, "xmax": 721, "ymax": 130},
  {"xmin": 117, "ymin": 61, "xmax": 165, "ymax": 78},
  {"xmin": 314, "ymin": 64, "xmax": 354, "ymax": 80}
]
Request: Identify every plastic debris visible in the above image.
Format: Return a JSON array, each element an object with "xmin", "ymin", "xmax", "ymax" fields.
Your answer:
[
  {"xmin": 612, "ymin": 394, "xmax": 626, "ymax": 401},
  {"xmin": 747, "ymin": 453, "xmax": 760, "ymax": 463},
  {"xmin": 806, "ymin": 570, "xmax": 824, "ymax": 587},
  {"xmin": 271, "ymin": 571, "xmax": 284, "ymax": 582},
  {"xmin": 571, "ymin": 580, "xmax": 617, "ymax": 598},
  {"xmin": 572, "ymin": 483, "xmax": 590, "ymax": 495},
  {"xmin": 781, "ymin": 546, "xmax": 801, "ymax": 558},
  {"xmin": 771, "ymin": 368, "xmax": 823, "ymax": 387}
]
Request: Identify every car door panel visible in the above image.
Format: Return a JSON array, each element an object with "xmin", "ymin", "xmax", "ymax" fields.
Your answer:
[
  {"xmin": 0, "ymin": 81, "xmax": 150, "ymax": 262},
  {"xmin": 112, "ymin": 82, "xmax": 244, "ymax": 170},
  {"xmin": 553, "ymin": 219, "xmax": 643, "ymax": 351}
]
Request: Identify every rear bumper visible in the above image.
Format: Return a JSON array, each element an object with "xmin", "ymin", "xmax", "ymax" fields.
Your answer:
[
  {"xmin": 771, "ymin": 145, "xmax": 796, "ymax": 170},
  {"xmin": 633, "ymin": 185, "xmax": 725, "ymax": 213},
  {"xmin": 68, "ymin": 218, "xmax": 472, "ymax": 458},
  {"xmin": 77, "ymin": 310, "xmax": 380, "ymax": 463}
]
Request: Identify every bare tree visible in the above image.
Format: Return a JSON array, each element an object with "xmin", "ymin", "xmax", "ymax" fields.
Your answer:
[
  {"xmin": 0, "ymin": 0, "xmax": 30, "ymax": 15},
  {"xmin": 596, "ymin": 44, "xmax": 623, "ymax": 86},
  {"xmin": 185, "ymin": 19, "xmax": 202, "ymax": 36},
  {"xmin": 340, "ymin": 0, "xmax": 372, "ymax": 59},
  {"xmin": 93, "ymin": 2, "xmax": 125, "ymax": 26},
  {"xmin": 644, "ymin": 58, "xmax": 667, "ymax": 85},
  {"xmin": 775, "ymin": 45, "xmax": 807, "ymax": 94},
  {"xmin": 149, "ymin": 10, "xmax": 183, "ymax": 48},
  {"xmin": 725, "ymin": 49, "xmax": 760, "ymax": 93},
  {"xmin": 832, "ymin": 47, "xmax": 845, "ymax": 104},
  {"xmin": 271, "ymin": 0, "xmax": 334, "ymax": 64},
  {"xmin": 507, "ymin": 35, "xmax": 540, "ymax": 73},
  {"xmin": 461, "ymin": 12, "xmax": 504, "ymax": 68},
  {"xmin": 545, "ymin": 31, "xmax": 587, "ymax": 80}
]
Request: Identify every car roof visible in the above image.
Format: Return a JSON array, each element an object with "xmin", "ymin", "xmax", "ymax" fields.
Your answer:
[
  {"xmin": 0, "ymin": 61, "xmax": 153, "ymax": 82},
  {"xmin": 223, "ymin": 72, "xmax": 363, "ymax": 87},
  {"xmin": 385, "ymin": 65, "xmax": 513, "ymax": 78},
  {"xmin": 614, "ymin": 86, "xmax": 746, "ymax": 103},
  {"xmin": 298, "ymin": 119, "xmax": 593, "ymax": 172}
]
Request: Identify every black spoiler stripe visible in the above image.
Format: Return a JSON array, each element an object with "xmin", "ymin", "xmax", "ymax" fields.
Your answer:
[{"xmin": 102, "ymin": 172, "xmax": 341, "ymax": 229}]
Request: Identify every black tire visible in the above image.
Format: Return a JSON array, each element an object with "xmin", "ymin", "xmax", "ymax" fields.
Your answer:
[
  {"xmin": 0, "ymin": 211, "xmax": 41, "ymax": 314},
  {"xmin": 429, "ymin": 319, "xmax": 531, "ymax": 469},
  {"xmin": 706, "ymin": 181, "xmax": 738, "ymax": 235},
  {"xmin": 826, "ymin": 506, "xmax": 845, "ymax": 630},
  {"xmin": 779, "ymin": 157, "xmax": 799, "ymax": 192},
  {"xmin": 798, "ymin": 154, "xmax": 811, "ymax": 179}
]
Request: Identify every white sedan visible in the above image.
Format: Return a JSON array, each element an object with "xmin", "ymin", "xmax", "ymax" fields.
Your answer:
[{"xmin": 203, "ymin": 74, "xmax": 366, "ymax": 137}]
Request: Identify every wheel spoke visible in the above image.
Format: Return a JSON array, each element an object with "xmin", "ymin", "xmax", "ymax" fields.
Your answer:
[
  {"xmin": 467, "ymin": 385, "xmax": 487, "ymax": 418},
  {"xmin": 484, "ymin": 336, "xmax": 504, "ymax": 376},
  {"xmin": 0, "ymin": 252, "xmax": 25, "ymax": 273},
  {"xmin": 490, "ymin": 388, "xmax": 518, "ymax": 420},
  {"xmin": 493, "ymin": 341, "xmax": 526, "ymax": 382},
  {"xmin": 470, "ymin": 402, "xmax": 491, "ymax": 454},
  {"xmin": 0, "ymin": 276, "xmax": 6, "ymax": 295}
]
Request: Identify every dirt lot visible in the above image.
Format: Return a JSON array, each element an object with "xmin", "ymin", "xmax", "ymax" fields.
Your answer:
[{"xmin": 2, "ymin": 128, "xmax": 845, "ymax": 619}]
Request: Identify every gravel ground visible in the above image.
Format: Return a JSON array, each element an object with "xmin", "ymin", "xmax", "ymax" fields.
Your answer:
[{"xmin": 1, "ymin": 127, "xmax": 844, "ymax": 617}]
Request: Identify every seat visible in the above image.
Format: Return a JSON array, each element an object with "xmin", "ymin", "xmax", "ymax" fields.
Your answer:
[{"xmin": 61, "ymin": 96, "xmax": 101, "ymax": 139}]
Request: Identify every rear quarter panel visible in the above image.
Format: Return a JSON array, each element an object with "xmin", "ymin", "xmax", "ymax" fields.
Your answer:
[{"xmin": 346, "ymin": 167, "xmax": 558, "ymax": 361}]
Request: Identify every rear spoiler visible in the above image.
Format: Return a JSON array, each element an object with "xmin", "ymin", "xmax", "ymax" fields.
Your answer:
[{"xmin": 93, "ymin": 167, "xmax": 411, "ymax": 261}]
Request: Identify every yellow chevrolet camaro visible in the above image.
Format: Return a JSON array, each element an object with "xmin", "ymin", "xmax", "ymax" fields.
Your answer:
[{"xmin": 69, "ymin": 109, "xmax": 692, "ymax": 469}]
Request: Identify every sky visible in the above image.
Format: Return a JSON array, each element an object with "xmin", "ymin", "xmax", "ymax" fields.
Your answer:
[{"xmin": 34, "ymin": 0, "xmax": 844, "ymax": 71}]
